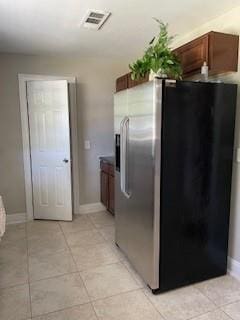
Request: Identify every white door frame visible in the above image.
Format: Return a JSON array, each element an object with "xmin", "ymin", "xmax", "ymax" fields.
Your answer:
[{"xmin": 18, "ymin": 74, "xmax": 80, "ymax": 221}]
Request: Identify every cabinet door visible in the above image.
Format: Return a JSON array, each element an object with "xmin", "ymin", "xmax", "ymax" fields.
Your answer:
[
  {"xmin": 116, "ymin": 74, "xmax": 128, "ymax": 92},
  {"xmin": 128, "ymin": 73, "xmax": 149, "ymax": 88},
  {"xmin": 108, "ymin": 174, "xmax": 115, "ymax": 214},
  {"xmin": 174, "ymin": 35, "xmax": 208, "ymax": 76},
  {"xmin": 101, "ymin": 171, "xmax": 108, "ymax": 208},
  {"xmin": 209, "ymin": 32, "xmax": 239, "ymax": 74}
]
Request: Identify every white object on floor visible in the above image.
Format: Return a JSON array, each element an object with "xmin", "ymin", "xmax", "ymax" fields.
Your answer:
[
  {"xmin": 0, "ymin": 195, "xmax": 6, "ymax": 239},
  {"xmin": 6, "ymin": 213, "xmax": 26, "ymax": 225}
]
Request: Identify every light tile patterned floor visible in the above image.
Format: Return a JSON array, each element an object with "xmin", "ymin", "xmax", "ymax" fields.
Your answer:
[{"xmin": 0, "ymin": 211, "xmax": 240, "ymax": 319}]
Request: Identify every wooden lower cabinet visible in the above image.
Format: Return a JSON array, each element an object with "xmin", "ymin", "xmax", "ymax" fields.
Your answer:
[
  {"xmin": 100, "ymin": 159, "xmax": 115, "ymax": 214},
  {"xmin": 100, "ymin": 170, "xmax": 109, "ymax": 208},
  {"xmin": 108, "ymin": 174, "xmax": 115, "ymax": 214}
]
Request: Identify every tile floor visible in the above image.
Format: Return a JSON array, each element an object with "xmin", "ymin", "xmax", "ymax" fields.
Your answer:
[{"xmin": 0, "ymin": 211, "xmax": 240, "ymax": 319}]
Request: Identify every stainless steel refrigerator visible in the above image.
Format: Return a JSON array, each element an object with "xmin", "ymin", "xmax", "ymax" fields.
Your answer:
[{"xmin": 114, "ymin": 79, "xmax": 237, "ymax": 293}]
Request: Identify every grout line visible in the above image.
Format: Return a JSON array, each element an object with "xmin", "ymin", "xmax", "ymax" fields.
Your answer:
[
  {"xmin": 60, "ymin": 214, "xmax": 96, "ymax": 233},
  {"xmin": 28, "ymin": 271, "xmax": 80, "ymax": 284},
  {"xmin": 121, "ymin": 258, "xmax": 147, "ymax": 288},
  {"xmin": 221, "ymin": 307, "xmax": 236, "ymax": 320},
  {"xmin": 185, "ymin": 310, "xmax": 219, "ymax": 320},
  {"xmin": 91, "ymin": 304, "xmax": 101, "ymax": 320},
  {"xmin": 0, "ymin": 224, "xmax": 28, "ymax": 291},
  {"xmin": 30, "ymin": 301, "xmax": 95, "ymax": 319},
  {"xmin": 59, "ymin": 221, "xmax": 100, "ymax": 318},
  {"xmin": 220, "ymin": 308, "xmax": 235, "ymax": 320},
  {"xmin": 194, "ymin": 285, "xmax": 220, "ymax": 307},
  {"xmin": 142, "ymin": 287, "xmax": 224, "ymax": 320},
  {"xmin": 142, "ymin": 284, "xmax": 221, "ymax": 320},
  {"xmin": 0, "ymin": 281, "xmax": 29, "ymax": 291},
  {"xmin": 217, "ymin": 298, "xmax": 240, "ymax": 308},
  {"xmin": 4, "ymin": 215, "xmax": 134, "ymax": 319},
  {"xmin": 59, "ymin": 223, "xmax": 90, "ymax": 283},
  {"xmin": 143, "ymin": 283, "xmax": 239, "ymax": 320},
  {"xmin": 71, "ymin": 257, "xmax": 124, "ymax": 273},
  {"xmin": 27, "ymin": 220, "xmax": 74, "ymax": 318},
  {"xmin": 90, "ymin": 287, "xmax": 145, "ymax": 303},
  {"xmin": 25, "ymin": 221, "xmax": 33, "ymax": 319},
  {"xmin": 61, "ymin": 218, "xmax": 137, "ymax": 278},
  {"xmin": 59, "ymin": 215, "xmax": 149, "ymax": 318},
  {"xmin": 193, "ymin": 285, "xmax": 240, "ymax": 311},
  {"xmin": 90, "ymin": 288, "xmax": 145, "ymax": 316},
  {"xmin": 185, "ymin": 304, "xmax": 239, "ymax": 320},
  {"xmin": 119, "ymin": 260, "xmax": 145, "ymax": 288},
  {"xmin": 24, "ymin": 216, "xmax": 239, "ymax": 320},
  {"xmin": 142, "ymin": 288, "xmax": 168, "ymax": 320},
  {"xmin": 58, "ymin": 221, "xmax": 78, "ymax": 271},
  {"xmin": 28, "ymin": 293, "xmax": 234, "ymax": 320}
]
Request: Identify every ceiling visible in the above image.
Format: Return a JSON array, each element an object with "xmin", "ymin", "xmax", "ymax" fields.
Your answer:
[{"xmin": 0, "ymin": 0, "xmax": 240, "ymax": 60}]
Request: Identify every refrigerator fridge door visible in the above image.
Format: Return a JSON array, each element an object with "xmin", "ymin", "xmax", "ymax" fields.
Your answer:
[
  {"xmin": 114, "ymin": 90, "xmax": 128, "ymax": 173},
  {"xmin": 114, "ymin": 90, "xmax": 128, "ymax": 136},
  {"xmin": 159, "ymin": 81, "xmax": 237, "ymax": 292},
  {"xmin": 115, "ymin": 79, "xmax": 163, "ymax": 289},
  {"xmin": 114, "ymin": 88, "xmax": 130, "ymax": 254}
]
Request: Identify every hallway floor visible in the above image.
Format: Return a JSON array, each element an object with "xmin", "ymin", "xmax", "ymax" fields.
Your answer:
[{"xmin": 1, "ymin": 211, "xmax": 240, "ymax": 319}]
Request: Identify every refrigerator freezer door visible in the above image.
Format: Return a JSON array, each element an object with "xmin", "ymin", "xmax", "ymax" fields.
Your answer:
[
  {"xmin": 115, "ymin": 80, "xmax": 162, "ymax": 289},
  {"xmin": 159, "ymin": 81, "xmax": 237, "ymax": 292}
]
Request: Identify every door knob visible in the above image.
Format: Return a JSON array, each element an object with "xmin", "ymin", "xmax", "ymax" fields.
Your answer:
[{"xmin": 63, "ymin": 158, "xmax": 69, "ymax": 163}]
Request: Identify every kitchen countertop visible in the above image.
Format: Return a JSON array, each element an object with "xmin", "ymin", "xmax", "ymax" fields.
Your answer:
[{"xmin": 99, "ymin": 156, "xmax": 115, "ymax": 165}]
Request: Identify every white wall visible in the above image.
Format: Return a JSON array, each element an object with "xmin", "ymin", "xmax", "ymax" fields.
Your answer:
[
  {"xmin": 0, "ymin": 53, "xmax": 127, "ymax": 214},
  {"xmin": 172, "ymin": 5, "xmax": 240, "ymax": 264}
]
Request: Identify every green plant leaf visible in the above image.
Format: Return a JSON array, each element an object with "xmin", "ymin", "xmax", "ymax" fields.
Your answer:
[{"xmin": 129, "ymin": 19, "xmax": 182, "ymax": 80}]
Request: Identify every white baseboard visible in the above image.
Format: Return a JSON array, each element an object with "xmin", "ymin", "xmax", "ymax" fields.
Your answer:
[
  {"xmin": 228, "ymin": 257, "xmax": 240, "ymax": 280},
  {"xmin": 78, "ymin": 202, "xmax": 106, "ymax": 214},
  {"xmin": 6, "ymin": 213, "xmax": 27, "ymax": 225}
]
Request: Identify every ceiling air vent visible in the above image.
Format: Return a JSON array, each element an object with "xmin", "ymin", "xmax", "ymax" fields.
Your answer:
[{"xmin": 82, "ymin": 10, "xmax": 111, "ymax": 30}]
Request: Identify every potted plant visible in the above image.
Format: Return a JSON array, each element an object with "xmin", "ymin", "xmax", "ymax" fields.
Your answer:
[{"xmin": 129, "ymin": 19, "xmax": 182, "ymax": 80}]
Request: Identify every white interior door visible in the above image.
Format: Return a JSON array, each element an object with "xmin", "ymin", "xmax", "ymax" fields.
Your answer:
[{"xmin": 27, "ymin": 80, "xmax": 72, "ymax": 221}]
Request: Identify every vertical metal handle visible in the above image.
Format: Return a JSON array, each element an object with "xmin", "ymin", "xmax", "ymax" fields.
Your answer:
[{"xmin": 120, "ymin": 117, "xmax": 131, "ymax": 198}]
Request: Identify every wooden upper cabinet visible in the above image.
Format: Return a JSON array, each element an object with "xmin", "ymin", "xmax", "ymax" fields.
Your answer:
[
  {"xmin": 208, "ymin": 32, "xmax": 239, "ymax": 74},
  {"xmin": 127, "ymin": 72, "xmax": 149, "ymax": 88},
  {"xmin": 173, "ymin": 35, "xmax": 209, "ymax": 76},
  {"xmin": 173, "ymin": 31, "xmax": 239, "ymax": 78},
  {"xmin": 116, "ymin": 73, "xmax": 149, "ymax": 92},
  {"xmin": 116, "ymin": 74, "xmax": 128, "ymax": 92}
]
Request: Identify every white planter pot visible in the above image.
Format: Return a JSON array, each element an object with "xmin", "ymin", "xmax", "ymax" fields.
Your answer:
[{"xmin": 149, "ymin": 70, "xmax": 167, "ymax": 81}]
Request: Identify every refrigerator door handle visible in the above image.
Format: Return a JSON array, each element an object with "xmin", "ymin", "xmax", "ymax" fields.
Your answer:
[{"xmin": 120, "ymin": 116, "xmax": 131, "ymax": 199}]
